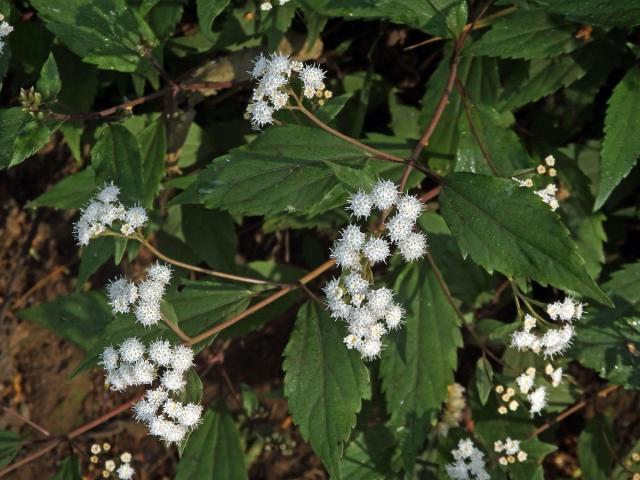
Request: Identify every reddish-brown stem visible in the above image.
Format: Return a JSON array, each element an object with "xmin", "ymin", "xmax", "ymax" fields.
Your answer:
[
  {"xmin": 419, "ymin": 185, "xmax": 442, "ymax": 203},
  {"xmin": 1, "ymin": 406, "xmax": 51, "ymax": 437},
  {"xmin": 188, "ymin": 259, "xmax": 336, "ymax": 346},
  {"xmin": 529, "ymin": 385, "xmax": 619, "ymax": 438}
]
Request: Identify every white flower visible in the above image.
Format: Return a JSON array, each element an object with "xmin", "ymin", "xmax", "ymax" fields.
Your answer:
[
  {"xmin": 367, "ymin": 287, "xmax": 393, "ymax": 316},
  {"xmin": 512, "ymin": 177, "xmax": 533, "ymax": 188},
  {"xmin": 330, "ymin": 241, "xmax": 361, "ymax": 270},
  {"xmin": 121, "ymin": 223, "xmax": 135, "ymax": 236},
  {"xmin": 116, "ymin": 463, "xmax": 135, "ymax": 480},
  {"xmin": 134, "ymin": 301, "xmax": 161, "ymax": 327},
  {"xmin": 550, "ymin": 366, "xmax": 563, "ymax": 387},
  {"xmin": 340, "ymin": 224, "xmax": 366, "ymax": 250},
  {"xmin": 323, "ymin": 277, "xmax": 342, "ymax": 301},
  {"xmin": 398, "ymin": 231, "xmax": 427, "ymax": 262},
  {"xmin": 300, "ymin": 65, "xmax": 326, "ymax": 98},
  {"xmin": 370, "ymin": 179, "xmax": 399, "ymax": 210},
  {"xmin": 386, "ymin": 214, "xmax": 413, "ymax": 243},
  {"xmin": 384, "ymin": 304, "xmax": 404, "ymax": 329},
  {"xmin": 523, "ymin": 314, "xmax": 537, "ymax": 331},
  {"xmin": 360, "ymin": 338, "xmax": 382, "ymax": 360},
  {"xmin": 98, "ymin": 183, "xmax": 121, "ymax": 203},
  {"xmin": 248, "ymin": 99, "xmax": 274, "ymax": 128},
  {"xmin": 120, "ymin": 338, "xmax": 145, "ymax": 363},
  {"xmin": 133, "ymin": 360, "xmax": 156, "ymax": 385},
  {"xmin": 260, "ymin": 2, "xmax": 272, "ymax": 11},
  {"xmin": 511, "ymin": 330, "xmax": 540, "ymax": 353},
  {"xmin": 544, "ymin": 155, "xmax": 556, "ymax": 167},
  {"xmin": 362, "ymin": 237, "xmax": 390, "ymax": 264},
  {"xmin": 148, "ymin": 340, "xmax": 173, "ymax": 367},
  {"xmin": 162, "ymin": 399, "xmax": 183, "ymax": 419},
  {"xmin": 535, "ymin": 183, "xmax": 559, "ymax": 211},
  {"xmin": 395, "ymin": 194, "xmax": 423, "ymax": 222},
  {"xmin": 171, "ymin": 345, "xmax": 194, "ymax": 372},
  {"xmin": 250, "ymin": 53, "xmax": 268, "ymax": 78},
  {"xmin": 516, "ymin": 371, "xmax": 535, "ymax": 394},
  {"xmin": 107, "ymin": 277, "xmax": 138, "ymax": 314},
  {"xmin": 125, "ymin": 205, "xmax": 148, "ymax": 229},
  {"xmin": 446, "ymin": 438, "xmax": 489, "ymax": 480},
  {"xmin": 343, "ymin": 334, "xmax": 359, "ymax": 349},
  {"xmin": 528, "ymin": 386, "xmax": 547, "ymax": 415},
  {"xmin": 100, "ymin": 346, "xmax": 119, "ymax": 372},
  {"xmin": 346, "ymin": 190, "xmax": 373, "ymax": 218},
  {"xmin": 161, "ymin": 370, "xmax": 186, "ymax": 391},
  {"xmin": 133, "ymin": 399, "xmax": 157, "ymax": 423},
  {"xmin": 178, "ymin": 403, "xmax": 203, "ymax": 428},
  {"xmin": 162, "ymin": 422, "xmax": 187, "ymax": 444},
  {"xmin": 344, "ymin": 272, "xmax": 369, "ymax": 296},
  {"xmin": 547, "ymin": 297, "xmax": 584, "ymax": 323},
  {"xmin": 148, "ymin": 262, "xmax": 172, "ymax": 285},
  {"xmin": 138, "ymin": 280, "xmax": 165, "ymax": 304},
  {"xmin": 145, "ymin": 388, "xmax": 169, "ymax": 409},
  {"xmin": 328, "ymin": 298, "xmax": 351, "ymax": 320},
  {"xmin": 541, "ymin": 325, "xmax": 574, "ymax": 357}
]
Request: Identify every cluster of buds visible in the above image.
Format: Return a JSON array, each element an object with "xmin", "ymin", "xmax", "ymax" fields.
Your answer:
[
  {"xmin": 73, "ymin": 183, "xmax": 148, "ymax": 246},
  {"xmin": 19, "ymin": 87, "xmax": 43, "ymax": 118},
  {"xmin": 494, "ymin": 437, "xmax": 527, "ymax": 465},
  {"xmin": 247, "ymin": 52, "xmax": 330, "ymax": 128},
  {"xmin": 88, "ymin": 444, "xmax": 135, "ymax": 480},
  {"xmin": 259, "ymin": 0, "xmax": 291, "ymax": 11},
  {"xmin": 445, "ymin": 438, "xmax": 489, "ymax": 480},
  {"xmin": 107, "ymin": 262, "xmax": 172, "ymax": 327},
  {"xmin": 436, "ymin": 383, "xmax": 466, "ymax": 436},
  {"xmin": 100, "ymin": 338, "xmax": 202, "ymax": 445},
  {"xmin": 513, "ymin": 154, "xmax": 560, "ymax": 211},
  {"xmin": 495, "ymin": 384, "xmax": 519, "ymax": 415},
  {"xmin": 323, "ymin": 179, "xmax": 427, "ymax": 360}
]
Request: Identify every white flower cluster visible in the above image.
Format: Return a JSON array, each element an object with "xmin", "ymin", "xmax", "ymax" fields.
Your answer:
[
  {"xmin": 436, "ymin": 383, "xmax": 466, "ymax": 436},
  {"xmin": 0, "ymin": 15, "xmax": 12, "ymax": 53},
  {"xmin": 323, "ymin": 180, "xmax": 427, "ymax": 360},
  {"xmin": 509, "ymin": 297, "xmax": 584, "ymax": 415},
  {"xmin": 445, "ymin": 438, "xmax": 489, "ymax": 480},
  {"xmin": 73, "ymin": 183, "xmax": 148, "ymax": 246},
  {"xmin": 247, "ymin": 53, "xmax": 328, "ymax": 128},
  {"xmin": 100, "ymin": 338, "xmax": 202, "ymax": 445},
  {"xmin": 513, "ymin": 154, "xmax": 559, "ymax": 211},
  {"xmin": 107, "ymin": 262, "xmax": 172, "ymax": 327},
  {"xmin": 89, "ymin": 444, "xmax": 136, "ymax": 480},
  {"xmin": 494, "ymin": 437, "xmax": 527, "ymax": 465},
  {"xmin": 260, "ymin": 0, "xmax": 290, "ymax": 11}
]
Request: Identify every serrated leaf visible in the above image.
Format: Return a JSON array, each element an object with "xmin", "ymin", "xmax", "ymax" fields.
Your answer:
[
  {"xmin": 92, "ymin": 124, "xmax": 144, "ymax": 204},
  {"xmin": 301, "ymin": 0, "xmax": 467, "ymax": 36},
  {"xmin": 197, "ymin": 0, "xmax": 231, "ymax": 41},
  {"xmin": 28, "ymin": 168, "xmax": 96, "ymax": 209},
  {"xmin": 138, "ymin": 119, "xmax": 166, "ymax": 208},
  {"xmin": 455, "ymin": 103, "xmax": 532, "ymax": 176},
  {"xmin": 440, "ymin": 172, "xmax": 610, "ymax": 305},
  {"xmin": 175, "ymin": 407, "xmax": 247, "ymax": 480},
  {"xmin": 595, "ymin": 66, "xmax": 640, "ymax": 210},
  {"xmin": 341, "ymin": 429, "xmax": 394, "ymax": 480},
  {"xmin": 36, "ymin": 52, "xmax": 61, "ymax": 100},
  {"xmin": 283, "ymin": 302, "xmax": 370, "ymax": 479},
  {"xmin": 541, "ymin": 0, "xmax": 640, "ymax": 28},
  {"xmin": 0, "ymin": 108, "xmax": 52, "ymax": 170},
  {"xmin": 469, "ymin": 9, "xmax": 581, "ymax": 60},
  {"xmin": 574, "ymin": 262, "xmax": 640, "ymax": 388},
  {"xmin": 172, "ymin": 125, "xmax": 379, "ymax": 217},
  {"xmin": 17, "ymin": 292, "xmax": 113, "ymax": 351},
  {"xmin": 32, "ymin": 0, "xmax": 157, "ymax": 73},
  {"xmin": 0, "ymin": 430, "xmax": 22, "ymax": 468},
  {"xmin": 50, "ymin": 456, "xmax": 81, "ymax": 480},
  {"xmin": 380, "ymin": 261, "xmax": 462, "ymax": 422}
]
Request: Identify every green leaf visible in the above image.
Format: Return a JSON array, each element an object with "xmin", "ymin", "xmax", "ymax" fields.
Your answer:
[
  {"xmin": 595, "ymin": 67, "xmax": 640, "ymax": 210},
  {"xmin": 577, "ymin": 416, "xmax": 613, "ymax": 480},
  {"xmin": 92, "ymin": 124, "xmax": 144, "ymax": 204},
  {"xmin": 0, "ymin": 430, "xmax": 22, "ymax": 468},
  {"xmin": 301, "ymin": 0, "xmax": 467, "ymax": 37},
  {"xmin": 440, "ymin": 172, "xmax": 610, "ymax": 305},
  {"xmin": 50, "ymin": 456, "xmax": 81, "ymax": 480},
  {"xmin": 475, "ymin": 357, "xmax": 493, "ymax": 406},
  {"xmin": 380, "ymin": 261, "xmax": 462, "ymax": 423},
  {"xmin": 37, "ymin": 52, "xmax": 61, "ymax": 100},
  {"xmin": 455, "ymin": 103, "xmax": 532, "ymax": 176},
  {"xmin": 541, "ymin": 0, "xmax": 640, "ymax": 28},
  {"xmin": 173, "ymin": 125, "xmax": 378, "ymax": 217},
  {"xmin": 341, "ymin": 429, "xmax": 394, "ymax": 480},
  {"xmin": 138, "ymin": 119, "xmax": 166, "ymax": 208},
  {"xmin": 0, "ymin": 108, "xmax": 52, "ymax": 170},
  {"xmin": 17, "ymin": 292, "xmax": 113, "ymax": 351},
  {"xmin": 197, "ymin": 0, "xmax": 231, "ymax": 41},
  {"xmin": 181, "ymin": 205, "xmax": 237, "ymax": 272},
  {"xmin": 468, "ymin": 9, "xmax": 581, "ymax": 60},
  {"xmin": 574, "ymin": 262, "xmax": 640, "ymax": 388},
  {"xmin": 175, "ymin": 407, "xmax": 247, "ymax": 480},
  {"xmin": 76, "ymin": 236, "xmax": 115, "ymax": 287},
  {"xmin": 29, "ymin": 168, "xmax": 96, "ymax": 210},
  {"xmin": 32, "ymin": 0, "xmax": 158, "ymax": 73},
  {"xmin": 283, "ymin": 302, "xmax": 370, "ymax": 479}
]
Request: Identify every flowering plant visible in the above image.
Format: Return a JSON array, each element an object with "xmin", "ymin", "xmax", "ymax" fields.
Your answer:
[{"xmin": 2, "ymin": 1, "xmax": 640, "ymax": 479}]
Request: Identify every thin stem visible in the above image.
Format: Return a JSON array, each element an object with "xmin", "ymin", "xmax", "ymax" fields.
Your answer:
[
  {"xmin": 188, "ymin": 259, "xmax": 336, "ymax": 345},
  {"xmin": 0, "ymin": 439, "xmax": 61, "ymax": 477},
  {"xmin": 136, "ymin": 235, "xmax": 283, "ymax": 287},
  {"xmin": 1, "ymin": 406, "xmax": 51, "ymax": 437},
  {"xmin": 293, "ymin": 103, "xmax": 405, "ymax": 164},
  {"xmin": 419, "ymin": 185, "xmax": 442, "ymax": 203},
  {"xmin": 161, "ymin": 314, "xmax": 193, "ymax": 343},
  {"xmin": 529, "ymin": 385, "xmax": 619, "ymax": 438}
]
